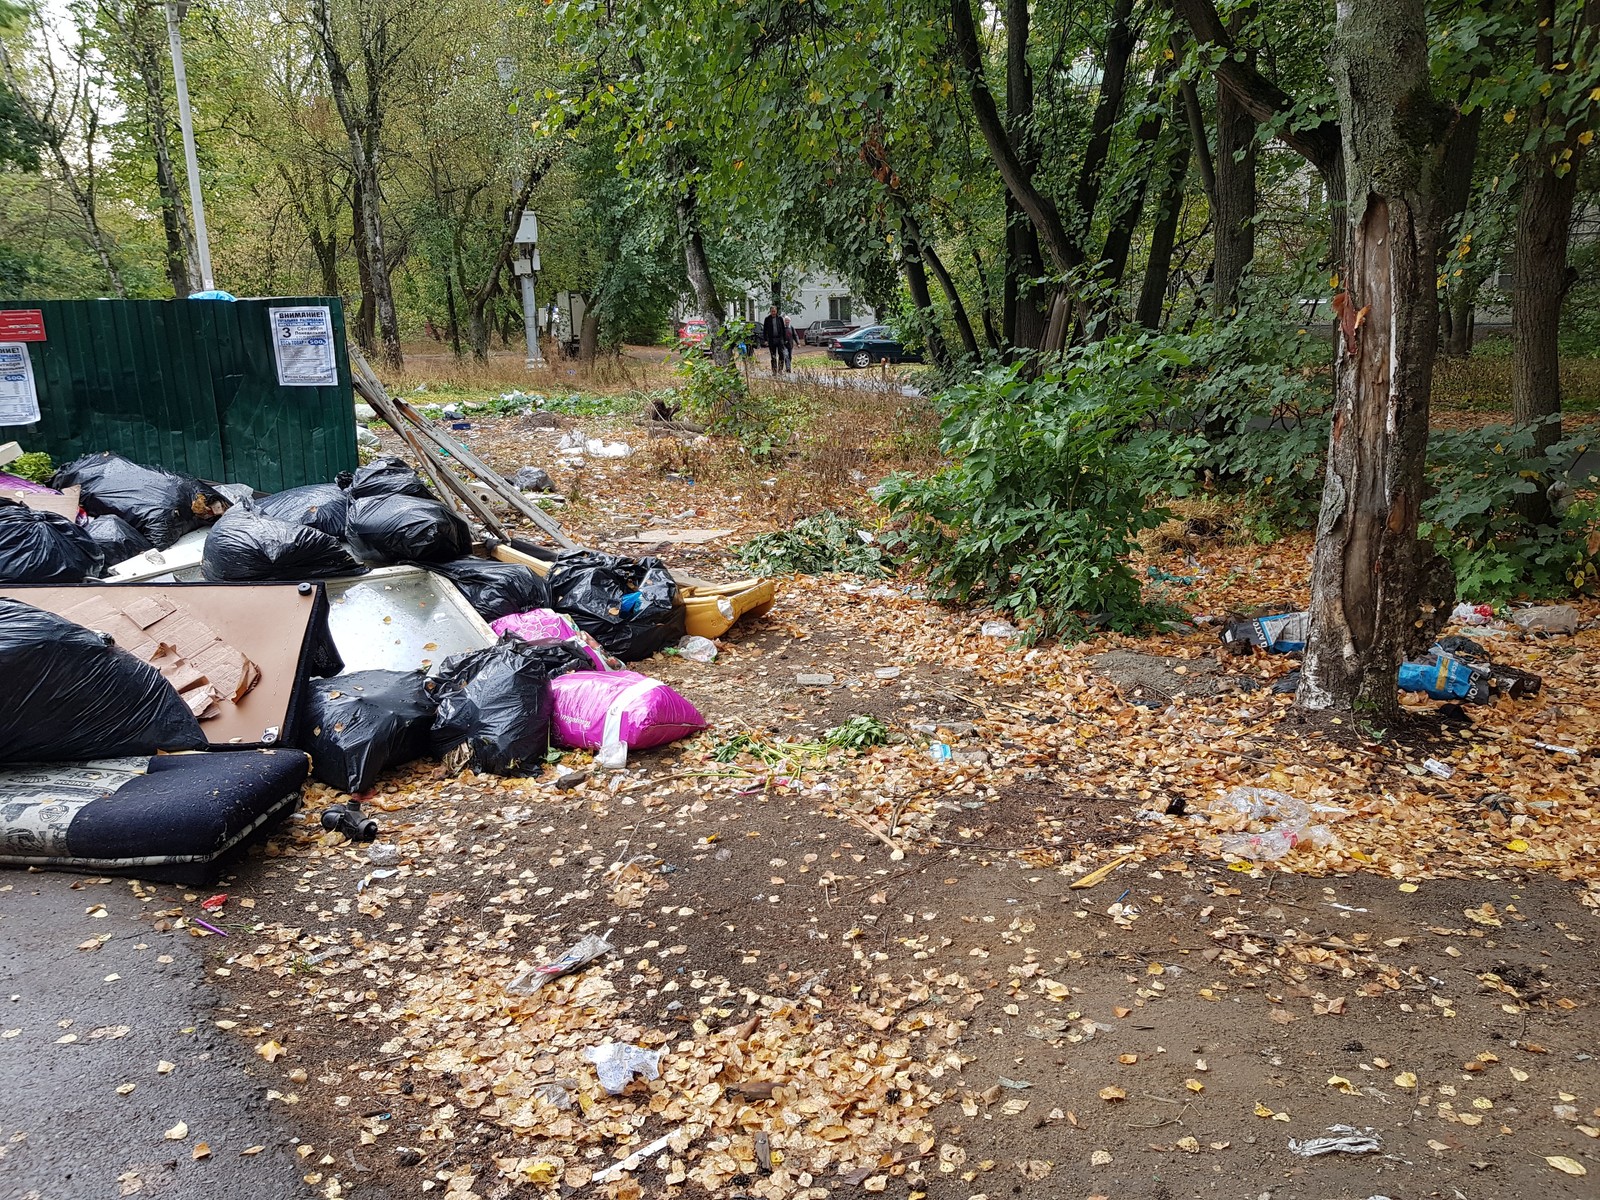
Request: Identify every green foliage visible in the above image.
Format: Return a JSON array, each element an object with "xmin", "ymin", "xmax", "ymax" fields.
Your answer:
[
  {"xmin": 674, "ymin": 324, "xmax": 792, "ymax": 458},
  {"xmin": 416, "ymin": 389, "xmax": 640, "ymax": 420},
  {"xmin": 1421, "ymin": 420, "xmax": 1599, "ymax": 599},
  {"xmin": 7, "ymin": 450, "xmax": 51, "ymax": 482},
  {"xmin": 1139, "ymin": 268, "xmax": 1332, "ymax": 526},
  {"xmin": 877, "ymin": 337, "xmax": 1182, "ymax": 636},
  {"xmin": 823, "ymin": 715, "xmax": 891, "ymax": 751},
  {"xmin": 735, "ymin": 510, "xmax": 889, "ymax": 578}
]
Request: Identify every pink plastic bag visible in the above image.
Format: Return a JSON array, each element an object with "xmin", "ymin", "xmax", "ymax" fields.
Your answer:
[
  {"xmin": 492, "ymin": 608, "xmax": 610, "ymax": 671},
  {"xmin": 548, "ymin": 670, "xmax": 704, "ymax": 754}
]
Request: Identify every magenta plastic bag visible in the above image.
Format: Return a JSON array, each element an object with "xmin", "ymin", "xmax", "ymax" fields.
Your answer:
[
  {"xmin": 548, "ymin": 670, "xmax": 704, "ymax": 754},
  {"xmin": 492, "ymin": 608, "xmax": 611, "ymax": 671}
]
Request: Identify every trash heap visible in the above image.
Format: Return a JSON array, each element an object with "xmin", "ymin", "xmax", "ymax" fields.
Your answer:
[
  {"xmin": 0, "ymin": 441, "xmax": 773, "ymax": 881},
  {"xmin": 1218, "ymin": 605, "xmax": 1555, "ymax": 702}
]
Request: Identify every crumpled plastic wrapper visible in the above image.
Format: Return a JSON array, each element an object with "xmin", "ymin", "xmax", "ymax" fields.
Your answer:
[{"xmin": 584, "ymin": 1042, "xmax": 663, "ymax": 1095}]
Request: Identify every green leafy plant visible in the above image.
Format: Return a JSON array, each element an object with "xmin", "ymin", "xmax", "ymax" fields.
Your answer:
[
  {"xmin": 823, "ymin": 715, "xmax": 891, "ymax": 750},
  {"xmin": 8, "ymin": 451, "xmax": 52, "ymax": 483},
  {"xmin": 735, "ymin": 510, "xmax": 889, "ymax": 577},
  {"xmin": 877, "ymin": 335, "xmax": 1183, "ymax": 636},
  {"xmin": 1422, "ymin": 419, "xmax": 1599, "ymax": 599},
  {"xmin": 673, "ymin": 322, "xmax": 791, "ymax": 459}
]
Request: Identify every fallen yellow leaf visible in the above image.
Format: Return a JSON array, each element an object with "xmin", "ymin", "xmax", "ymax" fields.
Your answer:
[
  {"xmin": 1545, "ymin": 1155, "xmax": 1587, "ymax": 1176},
  {"xmin": 164, "ymin": 1122, "xmax": 188, "ymax": 1141},
  {"xmin": 192, "ymin": 1143, "xmax": 211, "ymax": 1160},
  {"xmin": 1185, "ymin": 1078, "xmax": 1205, "ymax": 1093},
  {"xmin": 1098, "ymin": 1086, "xmax": 1126, "ymax": 1102},
  {"xmin": 1395, "ymin": 1072, "xmax": 1418, "ymax": 1089},
  {"xmin": 256, "ymin": 1040, "xmax": 286, "ymax": 1063}
]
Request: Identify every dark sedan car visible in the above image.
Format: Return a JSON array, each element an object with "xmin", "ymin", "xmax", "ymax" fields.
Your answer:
[
  {"xmin": 802, "ymin": 318, "xmax": 857, "ymax": 346},
  {"xmin": 829, "ymin": 325, "xmax": 921, "ymax": 368}
]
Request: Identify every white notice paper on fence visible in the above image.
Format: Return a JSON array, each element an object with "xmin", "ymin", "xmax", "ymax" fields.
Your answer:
[
  {"xmin": 0, "ymin": 341, "xmax": 39, "ymax": 425},
  {"xmin": 269, "ymin": 305, "xmax": 337, "ymax": 387}
]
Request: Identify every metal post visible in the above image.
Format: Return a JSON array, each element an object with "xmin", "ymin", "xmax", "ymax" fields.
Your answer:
[
  {"xmin": 165, "ymin": 2, "xmax": 214, "ymax": 291},
  {"xmin": 520, "ymin": 272, "xmax": 542, "ymax": 366}
]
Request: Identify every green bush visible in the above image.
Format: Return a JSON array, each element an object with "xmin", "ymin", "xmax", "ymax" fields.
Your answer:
[
  {"xmin": 876, "ymin": 336, "xmax": 1184, "ymax": 636},
  {"xmin": 674, "ymin": 320, "xmax": 791, "ymax": 459},
  {"xmin": 736, "ymin": 510, "xmax": 889, "ymax": 577},
  {"xmin": 1422, "ymin": 419, "xmax": 1598, "ymax": 598}
]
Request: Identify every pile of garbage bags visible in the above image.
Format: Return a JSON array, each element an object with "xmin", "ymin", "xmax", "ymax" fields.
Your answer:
[
  {"xmin": 0, "ymin": 446, "xmax": 713, "ymax": 877},
  {"xmin": 1220, "ymin": 610, "xmax": 1539, "ymax": 702}
]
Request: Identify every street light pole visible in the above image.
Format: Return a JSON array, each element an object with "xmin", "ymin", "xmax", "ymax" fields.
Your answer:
[{"xmin": 165, "ymin": 1, "xmax": 214, "ymax": 291}]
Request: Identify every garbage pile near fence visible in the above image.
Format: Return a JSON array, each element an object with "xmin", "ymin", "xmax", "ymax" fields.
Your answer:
[{"xmin": 0, "ymin": 424, "xmax": 774, "ymax": 883}]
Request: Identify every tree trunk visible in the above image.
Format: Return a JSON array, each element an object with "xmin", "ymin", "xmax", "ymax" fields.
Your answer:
[
  {"xmin": 1299, "ymin": 0, "xmax": 1450, "ymax": 716},
  {"xmin": 349, "ymin": 183, "xmax": 377, "ymax": 353},
  {"xmin": 1071, "ymin": 0, "xmax": 1137, "ymax": 248},
  {"xmin": 579, "ymin": 310, "xmax": 600, "ymax": 363},
  {"xmin": 313, "ymin": 0, "xmax": 401, "ymax": 367},
  {"xmin": 1212, "ymin": 83, "xmax": 1257, "ymax": 313},
  {"xmin": 1434, "ymin": 107, "xmax": 1480, "ymax": 357},
  {"xmin": 949, "ymin": 0, "xmax": 1078, "ymax": 274},
  {"xmin": 899, "ymin": 204, "xmax": 977, "ymax": 359},
  {"xmin": 1136, "ymin": 126, "xmax": 1191, "ymax": 329},
  {"xmin": 898, "ymin": 227, "xmax": 950, "ymax": 371},
  {"xmin": 1097, "ymin": 75, "xmax": 1168, "ymax": 305},
  {"xmin": 675, "ymin": 179, "xmax": 727, "ymax": 363},
  {"xmin": 1001, "ymin": 0, "xmax": 1047, "ymax": 350},
  {"xmin": 1510, "ymin": 0, "xmax": 1593, "ymax": 519},
  {"xmin": 1444, "ymin": 291, "xmax": 1474, "ymax": 357}
]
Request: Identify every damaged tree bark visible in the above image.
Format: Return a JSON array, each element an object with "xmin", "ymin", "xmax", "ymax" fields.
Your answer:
[{"xmin": 1298, "ymin": 0, "xmax": 1452, "ymax": 715}]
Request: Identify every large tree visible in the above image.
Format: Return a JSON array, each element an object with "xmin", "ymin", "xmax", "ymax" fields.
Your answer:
[{"xmin": 1298, "ymin": 0, "xmax": 1453, "ymax": 714}]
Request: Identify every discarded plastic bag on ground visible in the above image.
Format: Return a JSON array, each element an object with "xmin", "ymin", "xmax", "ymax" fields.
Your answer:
[
  {"xmin": 346, "ymin": 494, "xmax": 471, "ymax": 564},
  {"xmin": 346, "ymin": 455, "xmax": 433, "ymax": 500},
  {"xmin": 492, "ymin": 608, "xmax": 612, "ymax": 671},
  {"xmin": 507, "ymin": 933, "xmax": 612, "ymax": 994},
  {"xmin": 0, "ymin": 598, "xmax": 206, "ymax": 763},
  {"xmin": 546, "ymin": 549, "xmax": 685, "ymax": 662},
  {"xmin": 548, "ymin": 670, "xmax": 706, "ymax": 758},
  {"xmin": 1218, "ymin": 826, "xmax": 1332, "ymax": 861},
  {"xmin": 421, "ymin": 557, "xmax": 551, "ymax": 622},
  {"xmin": 0, "ymin": 498, "xmax": 104, "ymax": 582},
  {"xmin": 1398, "ymin": 645, "xmax": 1492, "ymax": 703},
  {"xmin": 675, "ymin": 634, "xmax": 718, "ymax": 662},
  {"xmin": 82, "ymin": 514, "xmax": 153, "ymax": 565},
  {"xmin": 51, "ymin": 451, "xmax": 226, "ymax": 549},
  {"xmin": 255, "ymin": 483, "xmax": 351, "ymax": 538},
  {"xmin": 1216, "ymin": 786, "xmax": 1308, "ymax": 824},
  {"xmin": 1220, "ymin": 611, "xmax": 1307, "ymax": 654},
  {"xmin": 429, "ymin": 637, "xmax": 590, "ymax": 774},
  {"xmin": 1287, "ymin": 1125, "xmax": 1382, "ymax": 1157},
  {"xmin": 201, "ymin": 505, "xmax": 363, "ymax": 581},
  {"xmin": 1451, "ymin": 602, "xmax": 1494, "ymax": 626},
  {"xmin": 584, "ymin": 1042, "xmax": 662, "ymax": 1094},
  {"xmin": 301, "ymin": 669, "xmax": 438, "ymax": 794}
]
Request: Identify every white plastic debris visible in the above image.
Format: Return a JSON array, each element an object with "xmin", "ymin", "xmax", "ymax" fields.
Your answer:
[
  {"xmin": 1512, "ymin": 605, "xmax": 1578, "ymax": 635},
  {"xmin": 587, "ymin": 438, "xmax": 633, "ymax": 458},
  {"xmin": 507, "ymin": 933, "xmax": 613, "ymax": 994},
  {"xmin": 1287, "ymin": 1125, "xmax": 1383, "ymax": 1157},
  {"xmin": 585, "ymin": 1042, "xmax": 663, "ymax": 1094},
  {"xmin": 1421, "ymin": 758, "xmax": 1454, "ymax": 779},
  {"xmin": 676, "ymin": 635, "xmax": 719, "ymax": 663},
  {"xmin": 981, "ymin": 619, "xmax": 1022, "ymax": 639}
]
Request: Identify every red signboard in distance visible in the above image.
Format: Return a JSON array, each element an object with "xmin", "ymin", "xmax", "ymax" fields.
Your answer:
[{"xmin": 0, "ymin": 310, "xmax": 45, "ymax": 341}]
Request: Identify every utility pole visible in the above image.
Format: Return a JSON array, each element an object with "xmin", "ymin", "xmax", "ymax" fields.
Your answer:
[
  {"xmin": 514, "ymin": 210, "xmax": 542, "ymax": 366},
  {"xmin": 165, "ymin": 1, "xmax": 214, "ymax": 290}
]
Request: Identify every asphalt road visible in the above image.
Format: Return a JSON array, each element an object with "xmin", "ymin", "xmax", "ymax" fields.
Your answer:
[{"xmin": 0, "ymin": 873, "xmax": 305, "ymax": 1200}]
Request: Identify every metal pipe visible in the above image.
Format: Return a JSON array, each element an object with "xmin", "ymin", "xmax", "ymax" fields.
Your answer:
[
  {"xmin": 520, "ymin": 271, "xmax": 542, "ymax": 366},
  {"xmin": 165, "ymin": 1, "xmax": 214, "ymax": 291}
]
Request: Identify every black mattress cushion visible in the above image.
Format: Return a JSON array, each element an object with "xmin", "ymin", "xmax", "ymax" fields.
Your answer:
[{"xmin": 0, "ymin": 750, "xmax": 308, "ymax": 874}]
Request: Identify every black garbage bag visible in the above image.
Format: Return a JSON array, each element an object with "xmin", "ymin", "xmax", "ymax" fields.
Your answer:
[
  {"xmin": 0, "ymin": 498, "xmax": 104, "ymax": 583},
  {"xmin": 255, "ymin": 483, "xmax": 351, "ymax": 539},
  {"xmin": 421, "ymin": 557, "xmax": 551, "ymax": 622},
  {"xmin": 201, "ymin": 505, "xmax": 363, "ymax": 582},
  {"xmin": 51, "ymin": 451, "xmax": 227, "ymax": 549},
  {"xmin": 546, "ymin": 549, "xmax": 685, "ymax": 662},
  {"xmin": 429, "ymin": 637, "xmax": 590, "ymax": 774},
  {"xmin": 0, "ymin": 598, "xmax": 206, "ymax": 763},
  {"xmin": 346, "ymin": 494, "xmax": 471, "ymax": 564},
  {"xmin": 82, "ymin": 514, "xmax": 153, "ymax": 565},
  {"xmin": 301, "ymin": 669, "xmax": 439, "ymax": 793},
  {"xmin": 347, "ymin": 456, "xmax": 433, "ymax": 501}
]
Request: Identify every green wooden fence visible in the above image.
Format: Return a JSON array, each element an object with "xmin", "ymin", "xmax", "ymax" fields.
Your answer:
[{"xmin": 0, "ymin": 297, "xmax": 357, "ymax": 492}]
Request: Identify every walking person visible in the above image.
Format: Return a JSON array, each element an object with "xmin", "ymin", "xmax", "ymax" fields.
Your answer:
[
  {"xmin": 781, "ymin": 315, "xmax": 796, "ymax": 372},
  {"xmin": 761, "ymin": 305, "xmax": 785, "ymax": 375}
]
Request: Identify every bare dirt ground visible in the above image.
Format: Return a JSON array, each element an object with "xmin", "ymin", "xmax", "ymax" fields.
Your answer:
[{"xmin": 98, "ymin": 380, "xmax": 1600, "ymax": 1200}]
